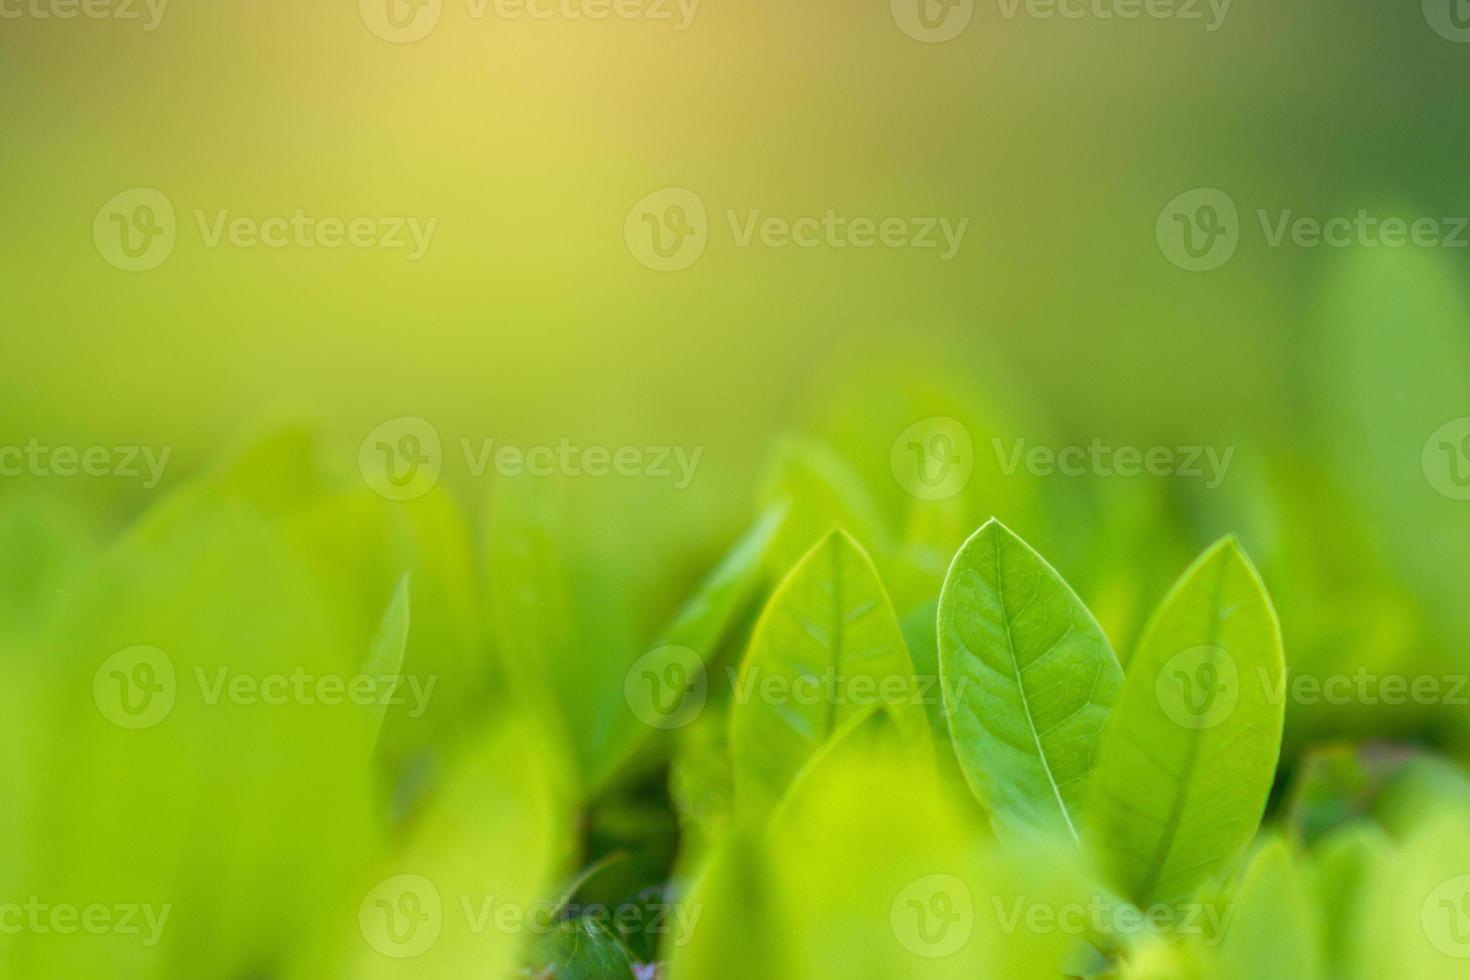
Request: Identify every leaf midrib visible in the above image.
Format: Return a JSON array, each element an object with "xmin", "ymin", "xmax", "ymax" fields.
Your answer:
[
  {"xmin": 822, "ymin": 536, "xmax": 844, "ymax": 742},
  {"xmin": 1132, "ymin": 551, "xmax": 1230, "ymax": 905},
  {"xmin": 994, "ymin": 531, "xmax": 1080, "ymax": 844}
]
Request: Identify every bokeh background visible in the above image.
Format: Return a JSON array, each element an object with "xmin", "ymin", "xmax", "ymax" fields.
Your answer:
[{"xmin": 4, "ymin": 0, "xmax": 1470, "ymax": 976}]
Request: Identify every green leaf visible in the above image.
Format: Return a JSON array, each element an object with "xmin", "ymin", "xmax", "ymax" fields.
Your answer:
[
  {"xmin": 1357, "ymin": 804, "xmax": 1470, "ymax": 980},
  {"xmin": 363, "ymin": 575, "xmax": 412, "ymax": 737},
  {"xmin": 754, "ymin": 711, "xmax": 997, "ymax": 979},
  {"xmin": 328, "ymin": 711, "xmax": 571, "ymax": 980},
  {"xmin": 1085, "ymin": 538, "xmax": 1286, "ymax": 908},
  {"xmin": 1210, "ymin": 837, "xmax": 1323, "ymax": 980},
  {"xmin": 522, "ymin": 918, "xmax": 640, "ymax": 980},
  {"xmin": 729, "ymin": 529, "xmax": 924, "ymax": 816},
  {"xmin": 1311, "ymin": 823, "xmax": 1391, "ymax": 980},
  {"xmin": 937, "ymin": 518, "xmax": 1122, "ymax": 841},
  {"xmin": 600, "ymin": 502, "xmax": 786, "ymax": 787}
]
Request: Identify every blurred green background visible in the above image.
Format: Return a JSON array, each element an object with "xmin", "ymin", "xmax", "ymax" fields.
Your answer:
[{"xmin": 4, "ymin": 1, "xmax": 1470, "ymax": 976}]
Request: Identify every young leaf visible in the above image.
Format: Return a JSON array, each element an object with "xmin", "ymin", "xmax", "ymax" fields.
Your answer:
[
  {"xmin": 729, "ymin": 530, "xmax": 923, "ymax": 815},
  {"xmin": 1211, "ymin": 837, "xmax": 1323, "ymax": 980},
  {"xmin": 363, "ymin": 575, "xmax": 411, "ymax": 739},
  {"xmin": 937, "ymin": 518, "xmax": 1123, "ymax": 841},
  {"xmin": 1085, "ymin": 538, "xmax": 1286, "ymax": 908},
  {"xmin": 1312, "ymin": 823, "xmax": 1391, "ymax": 980}
]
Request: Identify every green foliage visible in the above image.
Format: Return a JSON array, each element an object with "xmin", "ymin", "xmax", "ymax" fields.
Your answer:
[
  {"xmin": 1086, "ymin": 538, "xmax": 1286, "ymax": 909},
  {"xmin": 938, "ymin": 518, "xmax": 1122, "ymax": 841},
  {"xmin": 5, "ymin": 410, "xmax": 1470, "ymax": 980}
]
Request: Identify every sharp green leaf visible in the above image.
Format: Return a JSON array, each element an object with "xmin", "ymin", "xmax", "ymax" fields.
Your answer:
[
  {"xmin": 938, "ymin": 518, "xmax": 1123, "ymax": 841},
  {"xmin": 1086, "ymin": 538, "xmax": 1286, "ymax": 908}
]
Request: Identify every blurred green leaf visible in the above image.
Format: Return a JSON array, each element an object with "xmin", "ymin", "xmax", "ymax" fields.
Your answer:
[
  {"xmin": 729, "ymin": 530, "xmax": 924, "ymax": 817},
  {"xmin": 1086, "ymin": 539, "xmax": 1285, "ymax": 908},
  {"xmin": 1209, "ymin": 837, "xmax": 1322, "ymax": 980}
]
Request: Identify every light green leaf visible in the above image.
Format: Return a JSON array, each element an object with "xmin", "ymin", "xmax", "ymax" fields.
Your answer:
[
  {"xmin": 321, "ymin": 711, "xmax": 571, "ymax": 980},
  {"xmin": 1210, "ymin": 837, "xmax": 1322, "ymax": 980},
  {"xmin": 730, "ymin": 529, "xmax": 924, "ymax": 815},
  {"xmin": 1086, "ymin": 538, "xmax": 1286, "ymax": 908},
  {"xmin": 599, "ymin": 502, "xmax": 786, "ymax": 787},
  {"xmin": 363, "ymin": 575, "xmax": 411, "ymax": 737},
  {"xmin": 1312, "ymin": 823, "xmax": 1391, "ymax": 980},
  {"xmin": 1357, "ymin": 804, "xmax": 1470, "ymax": 980},
  {"xmin": 938, "ymin": 518, "xmax": 1122, "ymax": 841}
]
